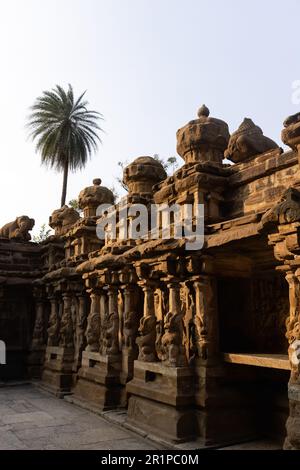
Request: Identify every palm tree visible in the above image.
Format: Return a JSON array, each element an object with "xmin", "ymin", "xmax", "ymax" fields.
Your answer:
[{"xmin": 27, "ymin": 84, "xmax": 103, "ymax": 207}]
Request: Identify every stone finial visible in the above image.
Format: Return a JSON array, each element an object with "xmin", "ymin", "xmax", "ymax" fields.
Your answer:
[
  {"xmin": 78, "ymin": 179, "xmax": 114, "ymax": 217},
  {"xmin": 197, "ymin": 104, "xmax": 210, "ymax": 118},
  {"xmin": 0, "ymin": 216, "xmax": 35, "ymax": 242},
  {"xmin": 225, "ymin": 118, "xmax": 279, "ymax": 163},
  {"xmin": 123, "ymin": 156, "xmax": 167, "ymax": 196},
  {"xmin": 176, "ymin": 106, "xmax": 230, "ymax": 165},
  {"xmin": 282, "ymin": 112, "xmax": 300, "ymax": 152},
  {"xmin": 49, "ymin": 206, "xmax": 80, "ymax": 236}
]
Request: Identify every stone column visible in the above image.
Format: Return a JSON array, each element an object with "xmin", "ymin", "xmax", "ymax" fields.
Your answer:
[
  {"xmin": 108, "ymin": 286, "xmax": 119, "ymax": 315},
  {"xmin": 85, "ymin": 289, "xmax": 101, "ymax": 352},
  {"xmin": 59, "ymin": 292, "xmax": 74, "ymax": 349},
  {"xmin": 42, "ymin": 291, "xmax": 75, "ymax": 396},
  {"xmin": 31, "ymin": 299, "xmax": 46, "ymax": 349},
  {"xmin": 47, "ymin": 296, "xmax": 59, "ymax": 347},
  {"xmin": 160, "ymin": 279, "xmax": 186, "ymax": 367},
  {"xmin": 121, "ymin": 284, "xmax": 139, "ymax": 383},
  {"xmin": 122, "ymin": 285, "xmax": 139, "ymax": 351},
  {"xmin": 126, "ymin": 278, "xmax": 195, "ymax": 442},
  {"xmin": 99, "ymin": 289, "xmax": 107, "ymax": 354},
  {"xmin": 192, "ymin": 274, "xmax": 224, "ymax": 446},
  {"xmin": 284, "ymin": 269, "xmax": 300, "ymax": 450},
  {"xmin": 27, "ymin": 290, "xmax": 47, "ymax": 378},
  {"xmin": 102, "ymin": 286, "xmax": 119, "ymax": 355},
  {"xmin": 142, "ymin": 283, "xmax": 155, "ymax": 317},
  {"xmin": 194, "ymin": 275, "xmax": 219, "ymax": 362},
  {"xmin": 168, "ymin": 279, "xmax": 181, "ymax": 314},
  {"xmin": 73, "ymin": 294, "xmax": 87, "ymax": 370},
  {"xmin": 136, "ymin": 281, "xmax": 157, "ymax": 362}
]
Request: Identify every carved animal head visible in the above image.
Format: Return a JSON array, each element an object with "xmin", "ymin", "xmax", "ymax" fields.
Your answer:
[
  {"xmin": 138, "ymin": 315, "xmax": 156, "ymax": 334},
  {"xmin": 164, "ymin": 311, "xmax": 181, "ymax": 331},
  {"xmin": 49, "ymin": 205, "xmax": 80, "ymax": 235},
  {"xmin": 17, "ymin": 216, "xmax": 35, "ymax": 233}
]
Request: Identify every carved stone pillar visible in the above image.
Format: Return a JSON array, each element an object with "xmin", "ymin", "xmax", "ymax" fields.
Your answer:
[
  {"xmin": 72, "ymin": 282, "xmax": 125, "ymax": 410},
  {"xmin": 192, "ymin": 274, "xmax": 227, "ymax": 446},
  {"xmin": 31, "ymin": 299, "xmax": 46, "ymax": 349},
  {"xmin": 284, "ymin": 269, "xmax": 300, "ymax": 449},
  {"xmin": 27, "ymin": 289, "xmax": 48, "ymax": 378},
  {"xmin": 42, "ymin": 290, "xmax": 75, "ymax": 397},
  {"xmin": 194, "ymin": 276, "xmax": 219, "ymax": 362},
  {"xmin": 136, "ymin": 282, "xmax": 157, "ymax": 362},
  {"xmin": 47, "ymin": 296, "xmax": 59, "ymax": 347},
  {"xmin": 102, "ymin": 286, "xmax": 119, "ymax": 355},
  {"xmin": 122, "ymin": 285, "xmax": 139, "ymax": 351},
  {"xmin": 126, "ymin": 278, "xmax": 195, "ymax": 443},
  {"xmin": 168, "ymin": 279, "xmax": 181, "ymax": 314},
  {"xmin": 160, "ymin": 279, "xmax": 186, "ymax": 367},
  {"xmin": 121, "ymin": 284, "xmax": 140, "ymax": 383},
  {"xmin": 59, "ymin": 292, "xmax": 74, "ymax": 349},
  {"xmin": 73, "ymin": 294, "xmax": 87, "ymax": 371},
  {"xmin": 85, "ymin": 290, "xmax": 101, "ymax": 352},
  {"xmin": 256, "ymin": 190, "xmax": 300, "ymax": 449}
]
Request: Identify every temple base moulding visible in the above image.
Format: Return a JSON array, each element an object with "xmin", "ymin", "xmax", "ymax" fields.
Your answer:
[{"xmin": 72, "ymin": 351, "xmax": 126, "ymax": 410}]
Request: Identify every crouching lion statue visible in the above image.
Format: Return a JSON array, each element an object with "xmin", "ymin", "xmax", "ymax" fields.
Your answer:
[
  {"xmin": 0, "ymin": 216, "xmax": 35, "ymax": 241},
  {"xmin": 49, "ymin": 205, "xmax": 80, "ymax": 236}
]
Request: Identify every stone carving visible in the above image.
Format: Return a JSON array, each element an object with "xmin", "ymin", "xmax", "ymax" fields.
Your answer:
[
  {"xmin": 85, "ymin": 294, "xmax": 100, "ymax": 352},
  {"xmin": 6, "ymin": 103, "xmax": 300, "ymax": 448},
  {"xmin": 47, "ymin": 299, "xmax": 59, "ymax": 346},
  {"xmin": 286, "ymin": 316, "xmax": 300, "ymax": 379},
  {"xmin": 182, "ymin": 286, "xmax": 196, "ymax": 362},
  {"xmin": 49, "ymin": 205, "xmax": 80, "ymax": 236},
  {"xmin": 136, "ymin": 314, "xmax": 157, "ymax": 362},
  {"xmin": 194, "ymin": 311, "xmax": 208, "ymax": 360},
  {"xmin": 161, "ymin": 311, "xmax": 186, "ymax": 367},
  {"xmin": 78, "ymin": 178, "xmax": 115, "ymax": 218},
  {"xmin": 59, "ymin": 296, "xmax": 74, "ymax": 349},
  {"xmin": 260, "ymin": 187, "xmax": 300, "ymax": 230},
  {"xmin": 74, "ymin": 296, "xmax": 86, "ymax": 359},
  {"xmin": 123, "ymin": 310, "xmax": 139, "ymax": 350},
  {"xmin": 85, "ymin": 316, "xmax": 100, "ymax": 351},
  {"xmin": 103, "ymin": 311, "xmax": 119, "ymax": 355},
  {"xmin": 155, "ymin": 320, "xmax": 164, "ymax": 360},
  {"xmin": 31, "ymin": 304, "xmax": 46, "ymax": 348},
  {"xmin": 282, "ymin": 111, "xmax": 300, "ymax": 151},
  {"xmin": 123, "ymin": 156, "xmax": 167, "ymax": 196},
  {"xmin": 225, "ymin": 118, "xmax": 279, "ymax": 163},
  {"xmin": 176, "ymin": 105, "xmax": 230, "ymax": 165},
  {"xmin": 0, "ymin": 216, "xmax": 35, "ymax": 241}
]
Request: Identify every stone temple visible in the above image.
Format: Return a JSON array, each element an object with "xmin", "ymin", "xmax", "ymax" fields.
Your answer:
[{"xmin": 1, "ymin": 106, "xmax": 300, "ymax": 449}]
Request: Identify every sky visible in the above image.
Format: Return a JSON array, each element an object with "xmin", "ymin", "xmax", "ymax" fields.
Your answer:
[{"xmin": 0, "ymin": 0, "xmax": 300, "ymax": 233}]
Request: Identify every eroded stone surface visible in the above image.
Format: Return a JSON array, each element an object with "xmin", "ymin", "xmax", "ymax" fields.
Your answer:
[{"xmin": 2, "ymin": 105, "xmax": 300, "ymax": 449}]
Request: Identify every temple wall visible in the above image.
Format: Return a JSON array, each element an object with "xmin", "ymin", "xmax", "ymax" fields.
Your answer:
[
  {"xmin": 223, "ymin": 150, "xmax": 299, "ymax": 219},
  {"xmin": 0, "ymin": 240, "xmax": 42, "ymax": 379},
  {"xmin": 2, "ymin": 105, "xmax": 300, "ymax": 448}
]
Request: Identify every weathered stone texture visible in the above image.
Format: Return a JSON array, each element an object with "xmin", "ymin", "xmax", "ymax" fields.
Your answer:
[{"xmin": 3, "ymin": 106, "xmax": 300, "ymax": 448}]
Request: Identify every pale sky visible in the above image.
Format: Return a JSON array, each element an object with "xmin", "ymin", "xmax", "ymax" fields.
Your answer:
[{"xmin": 0, "ymin": 0, "xmax": 299, "ymax": 233}]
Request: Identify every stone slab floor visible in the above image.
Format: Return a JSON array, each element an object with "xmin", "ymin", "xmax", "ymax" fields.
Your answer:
[
  {"xmin": 0, "ymin": 384, "xmax": 282, "ymax": 450},
  {"xmin": 0, "ymin": 384, "xmax": 159, "ymax": 450}
]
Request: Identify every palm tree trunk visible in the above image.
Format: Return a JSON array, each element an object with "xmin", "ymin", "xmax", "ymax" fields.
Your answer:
[{"xmin": 61, "ymin": 159, "xmax": 69, "ymax": 207}]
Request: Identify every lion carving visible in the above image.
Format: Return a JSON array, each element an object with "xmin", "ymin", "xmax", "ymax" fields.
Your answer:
[
  {"xmin": 49, "ymin": 205, "xmax": 80, "ymax": 236},
  {"xmin": 0, "ymin": 216, "xmax": 35, "ymax": 241}
]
